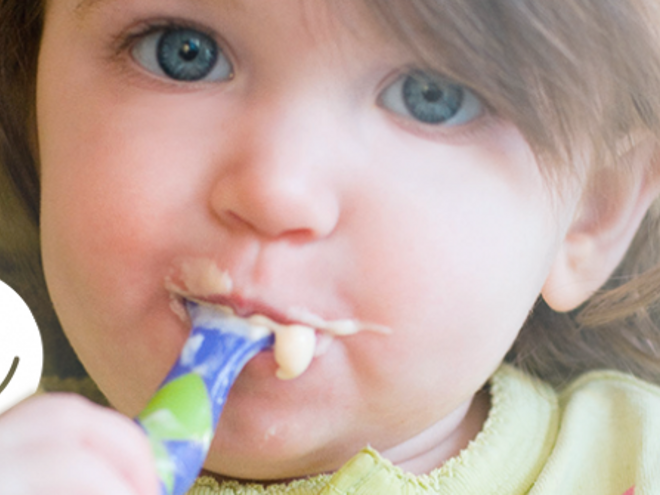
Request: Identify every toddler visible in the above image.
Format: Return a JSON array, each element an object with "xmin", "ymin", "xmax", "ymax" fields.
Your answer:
[{"xmin": 1, "ymin": 0, "xmax": 660, "ymax": 494}]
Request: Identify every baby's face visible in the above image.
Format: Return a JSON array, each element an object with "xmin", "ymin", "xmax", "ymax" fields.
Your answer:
[{"xmin": 37, "ymin": 0, "xmax": 581, "ymax": 479}]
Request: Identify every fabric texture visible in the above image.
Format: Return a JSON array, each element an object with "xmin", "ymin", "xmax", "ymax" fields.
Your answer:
[{"xmin": 40, "ymin": 365, "xmax": 660, "ymax": 494}]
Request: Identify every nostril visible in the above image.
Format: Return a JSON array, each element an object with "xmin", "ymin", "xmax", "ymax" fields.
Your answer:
[
  {"xmin": 213, "ymin": 207, "xmax": 317, "ymax": 240},
  {"xmin": 220, "ymin": 210, "xmax": 255, "ymax": 231},
  {"xmin": 209, "ymin": 175, "xmax": 340, "ymax": 240}
]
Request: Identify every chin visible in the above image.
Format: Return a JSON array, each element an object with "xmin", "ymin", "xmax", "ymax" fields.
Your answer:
[
  {"xmin": 204, "ymin": 404, "xmax": 356, "ymax": 481},
  {"xmin": 205, "ymin": 438, "xmax": 343, "ymax": 481}
]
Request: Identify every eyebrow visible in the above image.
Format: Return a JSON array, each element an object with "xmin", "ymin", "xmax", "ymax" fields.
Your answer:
[
  {"xmin": 74, "ymin": 0, "xmax": 109, "ymax": 19},
  {"xmin": 74, "ymin": 0, "xmax": 243, "ymax": 20}
]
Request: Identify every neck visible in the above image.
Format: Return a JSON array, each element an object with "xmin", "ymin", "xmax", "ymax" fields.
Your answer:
[
  {"xmin": 380, "ymin": 387, "xmax": 491, "ymax": 475},
  {"xmin": 200, "ymin": 387, "xmax": 492, "ymax": 485}
]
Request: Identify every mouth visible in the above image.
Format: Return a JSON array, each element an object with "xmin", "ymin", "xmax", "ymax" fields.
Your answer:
[
  {"xmin": 165, "ymin": 257, "xmax": 391, "ymax": 380},
  {"xmin": 181, "ymin": 298, "xmax": 318, "ymax": 380}
]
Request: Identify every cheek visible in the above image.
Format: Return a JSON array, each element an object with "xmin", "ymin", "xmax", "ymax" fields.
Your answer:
[
  {"xmin": 37, "ymin": 58, "xmax": 210, "ymax": 315},
  {"xmin": 36, "ymin": 59, "xmax": 211, "ymax": 410},
  {"xmin": 342, "ymin": 131, "xmax": 562, "ymax": 395},
  {"xmin": 39, "ymin": 118, "xmax": 163, "ymax": 316},
  {"xmin": 38, "ymin": 142, "xmax": 189, "ymax": 414}
]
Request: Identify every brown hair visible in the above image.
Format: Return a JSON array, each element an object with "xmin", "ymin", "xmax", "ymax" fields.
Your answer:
[{"xmin": 2, "ymin": 0, "xmax": 660, "ymax": 386}]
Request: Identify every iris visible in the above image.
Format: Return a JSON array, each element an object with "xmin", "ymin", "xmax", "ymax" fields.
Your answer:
[
  {"xmin": 402, "ymin": 73, "xmax": 464, "ymax": 124},
  {"xmin": 157, "ymin": 28, "xmax": 219, "ymax": 81}
]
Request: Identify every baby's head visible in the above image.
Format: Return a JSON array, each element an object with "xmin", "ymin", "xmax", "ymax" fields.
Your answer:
[{"xmin": 3, "ymin": 0, "xmax": 660, "ymax": 480}]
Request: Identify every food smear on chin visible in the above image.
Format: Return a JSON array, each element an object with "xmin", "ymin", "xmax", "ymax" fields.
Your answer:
[{"xmin": 166, "ymin": 258, "xmax": 391, "ymax": 380}]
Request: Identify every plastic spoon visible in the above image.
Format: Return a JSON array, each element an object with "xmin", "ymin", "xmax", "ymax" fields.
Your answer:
[{"xmin": 135, "ymin": 301, "xmax": 274, "ymax": 495}]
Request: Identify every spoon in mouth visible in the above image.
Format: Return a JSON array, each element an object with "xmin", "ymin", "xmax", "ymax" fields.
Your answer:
[{"xmin": 135, "ymin": 301, "xmax": 274, "ymax": 495}]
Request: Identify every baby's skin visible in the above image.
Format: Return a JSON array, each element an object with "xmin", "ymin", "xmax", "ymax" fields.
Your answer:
[
  {"xmin": 0, "ymin": 394, "xmax": 159, "ymax": 494},
  {"xmin": 2, "ymin": 0, "xmax": 658, "ymax": 493}
]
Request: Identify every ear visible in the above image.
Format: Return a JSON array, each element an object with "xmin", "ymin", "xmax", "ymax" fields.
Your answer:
[{"xmin": 542, "ymin": 136, "xmax": 660, "ymax": 312}]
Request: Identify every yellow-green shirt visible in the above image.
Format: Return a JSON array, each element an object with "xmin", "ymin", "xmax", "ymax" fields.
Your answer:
[{"xmin": 187, "ymin": 365, "xmax": 660, "ymax": 495}]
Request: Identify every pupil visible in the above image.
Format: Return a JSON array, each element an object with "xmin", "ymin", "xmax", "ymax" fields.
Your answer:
[
  {"xmin": 156, "ymin": 28, "xmax": 220, "ymax": 82},
  {"xmin": 402, "ymin": 73, "xmax": 463, "ymax": 124},
  {"xmin": 422, "ymin": 85, "xmax": 443, "ymax": 103},
  {"xmin": 179, "ymin": 40, "xmax": 200, "ymax": 62}
]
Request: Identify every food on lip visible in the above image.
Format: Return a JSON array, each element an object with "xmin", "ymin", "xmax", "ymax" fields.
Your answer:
[
  {"xmin": 165, "ymin": 258, "xmax": 233, "ymax": 324},
  {"xmin": 274, "ymin": 326, "xmax": 316, "ymax": 380},
  {"xmin": 193, "ymin": 305, "xmax": 317, "ymax": 380},
  {"xmin": 286, "ymin": 306, "xmax": 392, "ymax": 335},
  {"xmin": 166, "ymin": 257, "xmax": 392, "ymax": 380},
  {"xmin": 167, "ymin": 257, "xmax": 233, "ymax": 299},
  {"xmin": 248, "ymin": 315, "xmax": 316, "ymax": 380}
]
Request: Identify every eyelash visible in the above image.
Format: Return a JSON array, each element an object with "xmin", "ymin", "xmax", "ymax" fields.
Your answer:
[
  {"xmin": 116, "ymin": 21, "xmax": 175, "ymax": 58},
  {"xmin": 112, "ymin": 19, "xmax": 233, "ymax": 88},
  {"xmin": 112, "ymin": 20, "xmax": 492, "ymax": 140}
]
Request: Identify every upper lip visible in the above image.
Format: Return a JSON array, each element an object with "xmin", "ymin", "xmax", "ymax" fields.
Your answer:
[
  {"xmin": 165, "ymin": 271, "xmax": 325, "ymax": 328},
  {"xmin": 165, "ymin": 266, "xmax": 392, "ymax": 334},
  {"xmin": 185, "ymin": 293, "xmax": 301, "ymax": 326}
]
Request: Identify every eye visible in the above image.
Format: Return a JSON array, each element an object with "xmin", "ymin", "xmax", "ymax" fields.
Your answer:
[
  {"xmin": 132, "ymin": 27, "xmax": 233, "ymax": 82},
  {"xmin": 380, "ymin": 71, "xmax": 482, "ymax": 126}
]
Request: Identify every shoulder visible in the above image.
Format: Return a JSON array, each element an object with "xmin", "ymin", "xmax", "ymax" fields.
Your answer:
[
  {"xmin": 556, "ymin": 369, "xmax": 660, "ymax": 448},
  {"xmin": 530, "ymin": 369, "xmax": 660, "ymax": 494},
  {"xmin": 559, "ymin": 368, "xmax": 660, "ymax": 415}
]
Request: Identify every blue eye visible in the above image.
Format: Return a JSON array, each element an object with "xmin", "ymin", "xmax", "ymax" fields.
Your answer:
[
  {"xmin": 132, "ymin": 27, "xmax": 233, "ymax": 82},
  {"xmin": 381, "ymin": 71, "xmax": 482, "ymax": 126}
]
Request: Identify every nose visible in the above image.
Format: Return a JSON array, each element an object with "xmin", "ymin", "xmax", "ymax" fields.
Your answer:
[{"xmin": 209, "ymin": 103, "xmax": 344, "ymax": 241}]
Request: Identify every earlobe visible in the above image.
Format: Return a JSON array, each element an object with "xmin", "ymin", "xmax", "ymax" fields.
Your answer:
[
  {"xmin": 542, "ymin": 234, "xmax": 599, "ymax": 312},
  {"xmin": 542, "ymin": 136, "xmax": 660, "ymax": 312}
]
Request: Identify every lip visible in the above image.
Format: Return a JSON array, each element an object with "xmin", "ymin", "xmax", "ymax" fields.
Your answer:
[
  {"xmin": 181, "ymin": 293, "xmax": 330, "ymax": 380},
  {"xmin": 164, "ymin": 257, "xmax": 392, "ymax": 335},
  {"xmin": 170, "ymin": 290, "xmax": 391, "ymax": 337},
  {"xmin": 188, "ymin": 293, "xmax": 301, "ymax": 327}
]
